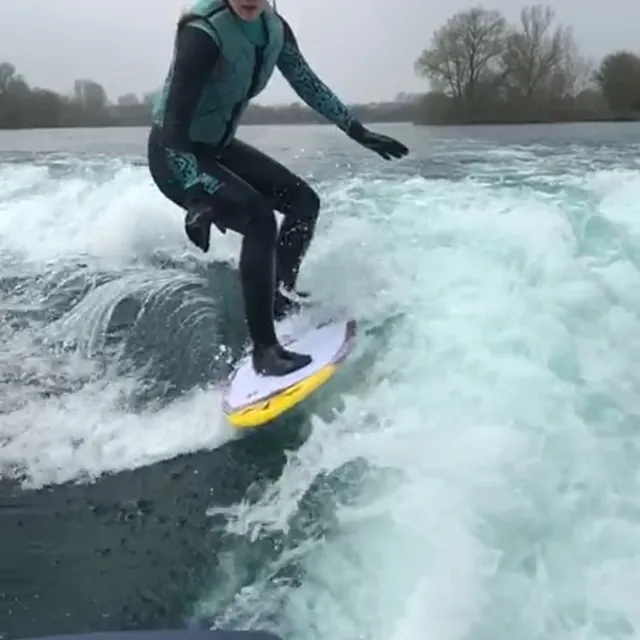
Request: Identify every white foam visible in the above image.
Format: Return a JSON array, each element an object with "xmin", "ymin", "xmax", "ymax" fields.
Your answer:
[
  {"xmin": 200, "ymin": 166, "xmax": 640, "ymax": 639},
  {"xmin": 0, "ymin": 162, "xmax": 240, "ymax": 267}
]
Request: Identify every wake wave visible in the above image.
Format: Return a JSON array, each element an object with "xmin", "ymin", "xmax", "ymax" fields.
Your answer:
[{"xmin": 2, "ymin": 125, "xmax": 640, "ymax": 639}]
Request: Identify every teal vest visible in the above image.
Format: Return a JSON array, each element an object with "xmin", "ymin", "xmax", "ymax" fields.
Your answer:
[{"xmin": 153, "ymin": 0, "xmax": 284, "ymax": 147}]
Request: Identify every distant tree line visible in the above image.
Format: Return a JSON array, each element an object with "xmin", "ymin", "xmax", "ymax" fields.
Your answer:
[
  {"xmin": 413, "ymin": 4, "xmax": 640, "ymax": 124},
  {"xmin": 1, "ymin": 4, "xmax": 639, "ymax": 130},
  {"xmin": 0, "ymin": 61, "xmax": 422, "ymax": 130}
]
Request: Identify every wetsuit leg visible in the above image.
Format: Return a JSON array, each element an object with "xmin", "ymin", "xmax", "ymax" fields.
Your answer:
[
  {"xmin": 216, "ymin": 139, "xmax": 321, "ymax": 293},
  {"xmin": 147, "ymin": 127, "xmax": 311, "ymax": 376}
]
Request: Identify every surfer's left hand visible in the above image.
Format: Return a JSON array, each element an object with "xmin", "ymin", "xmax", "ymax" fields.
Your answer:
[
  {"xmin": 348, "ymin": 122, "xmax": 409, "ymax": 161},
  {"xmin": 184, "ymin": 203, "xmax": 226, "ymax": 253}
]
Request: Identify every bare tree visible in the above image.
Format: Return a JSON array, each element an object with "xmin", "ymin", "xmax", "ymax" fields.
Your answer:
[
  {"xmin": 559, "ymin": 39, "xmax": 594, "ymax": 97},
  {"xmin": 502, "ymin": 5, "xmax": 579, "ymax": 99},
  {"xmin": 414, "ymin": 7, "xmax": 506, "ymax": 109}
]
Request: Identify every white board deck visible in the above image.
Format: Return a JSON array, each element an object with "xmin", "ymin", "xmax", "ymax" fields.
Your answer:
[{"xmin": 223, "ymin": 314, "xmax": 356, "ymax": 412}]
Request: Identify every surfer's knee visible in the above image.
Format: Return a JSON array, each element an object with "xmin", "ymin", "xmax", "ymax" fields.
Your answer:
[{"xmin": 146, "ymin": 128, "xmax": 183, "ymax": 205}]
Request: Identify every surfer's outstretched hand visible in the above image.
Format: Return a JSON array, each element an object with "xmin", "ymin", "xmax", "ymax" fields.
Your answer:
[{"xmin": 347, "ymin": 122, "xmax": 409, "ymax": 161}]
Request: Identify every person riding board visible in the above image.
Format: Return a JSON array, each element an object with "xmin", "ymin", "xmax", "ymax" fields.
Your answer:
[{"xmin": 148, "ymin": 0, "xmax": 409, "ymax": 377}]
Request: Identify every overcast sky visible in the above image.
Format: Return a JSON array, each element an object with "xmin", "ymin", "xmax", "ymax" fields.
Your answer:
[{"xmin": 0, "ymin": 0, "xmax": 636, "ymax": 104}]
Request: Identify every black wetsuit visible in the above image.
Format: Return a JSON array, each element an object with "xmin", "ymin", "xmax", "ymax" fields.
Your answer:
[
  {"xmin": 147, "ymin": 9, "xmax": 409, "ymax": 377},
  {"xmin": 148, "ymin": 23, "xmax": 324, "ymax": 375}
]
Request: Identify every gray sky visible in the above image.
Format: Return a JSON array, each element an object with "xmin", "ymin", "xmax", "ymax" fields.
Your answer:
[{"xmin": 0, "ymin": 0, "xmax": 636, "ymax": 104}]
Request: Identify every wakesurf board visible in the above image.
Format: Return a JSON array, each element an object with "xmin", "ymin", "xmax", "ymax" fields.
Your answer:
[{"xmin": 222, "ymin": 308, "xmax": 357, "ymax": 428}]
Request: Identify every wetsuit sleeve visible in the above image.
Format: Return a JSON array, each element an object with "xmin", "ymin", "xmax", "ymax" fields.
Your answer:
[
  {"xmin": 276, "ymin": 17, "xmax": 357, "ymax": 133},
  {"xmin": 161, "ymin": 24, "xmax": 221, "ymax": 198}
]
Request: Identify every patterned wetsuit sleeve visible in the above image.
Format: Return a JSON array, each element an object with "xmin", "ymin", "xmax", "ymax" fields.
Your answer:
[
  {"xmin": 276, "ymin": 17, "xmax": 356, "ymax": 133},
  {"xmin": 162, "ymin": 25, "xmax": 220, "ymax": 194}
]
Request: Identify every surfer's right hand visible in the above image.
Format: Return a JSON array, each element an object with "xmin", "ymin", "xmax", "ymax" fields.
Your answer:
[
  {"xmin": 184, "ymin": 204, "xmax": 226, "ymax": 252},
  {"xmin": 347, "ymin": 122, "xmax": 409, "ymax": 161}
]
